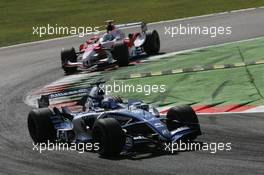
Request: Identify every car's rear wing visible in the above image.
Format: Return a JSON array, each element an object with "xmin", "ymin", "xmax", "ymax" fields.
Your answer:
[
  {"xmin": 37, "ymin": 88, "xmax": 91, "ymax": 108},
  {"xmin": 116, "ymin": 22, "xmax": 148, "ymax": 33},
  {"xmin": 99, "ymin": 21, "xmax": 148, "ymax": 33}
]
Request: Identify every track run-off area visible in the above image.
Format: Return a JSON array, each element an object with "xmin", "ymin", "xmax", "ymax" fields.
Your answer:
[{"xmin": 25, "ymin": 36, "xmax": 264, "ymax": 114}]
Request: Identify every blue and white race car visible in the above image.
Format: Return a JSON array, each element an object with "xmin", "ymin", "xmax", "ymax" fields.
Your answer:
[{"xmin": 28, "ymin": 81, "xmax": 201, "ymax": 156}]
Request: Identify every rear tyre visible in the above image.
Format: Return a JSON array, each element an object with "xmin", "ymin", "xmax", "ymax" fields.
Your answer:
[
  {"xmin": 92, "ymin": 118, "xmax": 125, "ymax": 156},
  {"xmin": 166, "ymin": 105, "xmax": 200, "ymax": 140},
  {"xmin": 28, "ymin": 108, "xmax": 56, "ymax": 143},
  {"xmin": 61, "ymin": 47, "xmax": 78, "ymax": 74},
  {"xmin": 112, "ymin": 42, "xmax": 129, "ymax": 67},
  {"xmin": 143, "ymin": 30, "xmax": 160, "ymax": 55}
]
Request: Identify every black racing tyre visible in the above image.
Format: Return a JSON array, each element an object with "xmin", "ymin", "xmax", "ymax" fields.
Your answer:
[
  {"xmin": 166, "ymin": 105, "xmax": 199, "ymax": 131},
  {"xmin": 92, "ymin": 118, "xmax": 125, "ymax": 156},
  {"xmin": 28, "ymin": 108, "xmax": 56, "ymax": 143},
  {"xmin": 143, "ymin": 30, "xmax": 160, "ymax": 55},
  {"xmin": 112, "ymin": 42, "xmax": 129, "ymax": 67},
  {"xmin": 61, "ymin": 47, "xmax": 77, "ymax": 74}
]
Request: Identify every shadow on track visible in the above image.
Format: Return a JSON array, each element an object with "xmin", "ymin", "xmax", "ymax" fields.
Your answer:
[{"xmin": 98, "ymin": 141, "xmax": 204, "ymax": 161}]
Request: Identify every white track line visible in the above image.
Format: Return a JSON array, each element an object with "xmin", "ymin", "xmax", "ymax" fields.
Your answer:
[
  {"xmin": 198, "ymin": 109, "xmax": 264, "ymax": 115},
  {"xmin": 1, "ymin": 6, "xmax": 263, "ymax": 50},
  {"xmin": 159, "ymin": 105, "xmax": 264, "ymax": 115}
]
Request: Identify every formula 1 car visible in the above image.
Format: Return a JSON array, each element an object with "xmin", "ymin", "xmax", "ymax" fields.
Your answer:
[
  {"xmin": 28, "ymin": 81, "xmax": 201, "ymax": 156},
  {"xmin": 61, "ymin": 21, "xmax": 160, "ymax": 74}
]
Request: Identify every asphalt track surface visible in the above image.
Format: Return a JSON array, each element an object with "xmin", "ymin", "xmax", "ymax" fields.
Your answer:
[{"xmin": 0, "ymin": 8, "xmax": 264, "ymax": 175}]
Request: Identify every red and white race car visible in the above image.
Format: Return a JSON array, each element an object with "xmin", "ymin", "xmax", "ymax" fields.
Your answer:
[{"xmin": 61, "ymin": 21, "xmax": 160, "ymax": 74}]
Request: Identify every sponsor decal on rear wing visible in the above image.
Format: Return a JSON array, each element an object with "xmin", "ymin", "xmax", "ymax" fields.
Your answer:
[{"xmin": 38, "ymin": 88, "xmax": 91, "ymax": 108}]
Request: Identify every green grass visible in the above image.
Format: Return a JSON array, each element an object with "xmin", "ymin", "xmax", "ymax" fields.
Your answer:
[
  {"xmin": 1, "ymin": 0, "xmax": 264, "ymax": 47},
  {"xmin": 99, "ymin": 37, "xmax": 264, "ymax": 106},
  {"xmin": 108, "ymin": 67, "xmax": 264, "ymax": 106}
]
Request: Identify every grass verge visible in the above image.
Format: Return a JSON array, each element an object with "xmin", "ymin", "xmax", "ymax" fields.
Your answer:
[{"xmin": 101, "ymin": 37, "xmax": 264, "ymax": 106}]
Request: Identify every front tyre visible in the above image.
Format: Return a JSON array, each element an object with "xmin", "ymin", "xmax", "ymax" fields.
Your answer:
[
  {"xmin": 92, "ymin": 118, "xmax": 125, "ymax": 157},
  {"xmin": 112, "ymin": 42, "xmax": 129, "ymax": 67},
  {"xmin": 143, "ymin": 30, "xmax": 160, "ymax": 55},
  {"xmin": 28, "ymin": 108, "xmax": 56, "ymax": 143},
  {"xmin": 61, "ymin": 47, "xmax": 78, "ymax": 75},
  {"xmin": 166, "ymin": 105, "xmax": 201, "ymax": 140}
]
